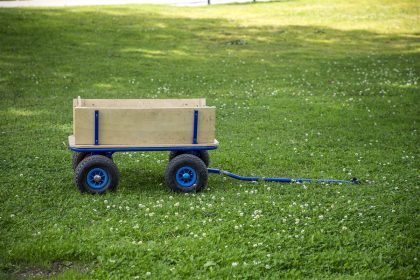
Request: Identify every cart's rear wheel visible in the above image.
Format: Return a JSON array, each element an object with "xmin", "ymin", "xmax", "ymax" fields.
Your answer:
[
  {"xmin": 165, "ymin": 154, "xmax": 208, "ymax": 193},
  {"xmin": 74, "ymin": 155, "xmax": 119, "ymax": 194},
  {"xmin": 72, "ymin": 152, "xmax": 111, "ymax": 170},
  {"xmin": 168, "ymin": 150, "xmax": 210, "ymax": 167}
]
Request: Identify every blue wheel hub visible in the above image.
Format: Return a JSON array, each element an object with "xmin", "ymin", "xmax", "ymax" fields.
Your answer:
[
  {"xmin": 86, "ymin": 167, "xmax": 109, "ymax": 190},
  {"xmin": 176, "ymin": 166, "xmax": 197, "ymax": 188}
]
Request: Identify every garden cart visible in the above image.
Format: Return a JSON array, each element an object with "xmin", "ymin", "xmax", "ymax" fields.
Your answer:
[{"xmin": 68, "ymin": 97, "xmax": 358, "ymax": 194}]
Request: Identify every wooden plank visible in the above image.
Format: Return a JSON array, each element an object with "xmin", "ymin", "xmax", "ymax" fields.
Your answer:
[
  {"xmin": 72, "ymin": 98, "xmax": 79, "ymax": 136},
  {"xmin": 69, "ymin": 135, "xmax": 218, "ymax": 148},
  {"xmin": 74, "ymin": 107, "xmax": 216, "ymax": 146},
  {"xmin": 80, "ymin": 99, "xmax": 206, "ymax": 108},
  {"xmin": 73, "ymin": 97, "xmax": 83, "ymax": 107}
]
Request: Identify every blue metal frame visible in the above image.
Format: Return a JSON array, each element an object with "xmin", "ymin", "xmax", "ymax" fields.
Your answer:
[
  {"xmin": 207, "ymin": 168, "xmax": 359, "ymax": 184},
  {"xmin": 70, "ymin": 145, "xmax": 218, "ymax": 153},
  {"xmin": 192, "ymin": 110, "xmax": 198, "ymax": 144},
  {"xmin": 72, "ymin": 106, "xmax": 358, "ymax": 186},
  {"xmin": 94, "ymin": 110, "xmax": 99, "ymax": 145}
]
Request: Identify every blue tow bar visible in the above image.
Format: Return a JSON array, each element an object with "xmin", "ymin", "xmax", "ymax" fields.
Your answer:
[{"xmin": 207, "ymin": 168, "xmax": 360, "ymax": 184}]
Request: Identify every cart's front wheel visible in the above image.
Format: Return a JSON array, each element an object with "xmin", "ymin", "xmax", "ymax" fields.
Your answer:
[
  {"xmin": 165, "ymin": 154, "xmax": 208, "ymax": 193},
  {"xmin": 74, "ymin": 155, "xmax": 119, "ymax": 194},
  {"xmin": 168, "ymin": 150, "xmax": 210, "ymax": 167}
]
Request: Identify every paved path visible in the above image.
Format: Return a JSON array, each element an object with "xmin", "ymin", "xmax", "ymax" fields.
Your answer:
[{"xmin": 0, "ymin": 0, "xmax": 257, "ymax": 8}]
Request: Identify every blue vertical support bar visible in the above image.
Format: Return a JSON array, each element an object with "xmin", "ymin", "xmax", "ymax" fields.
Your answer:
[
  {"xmin": 193, "ymin": 110, "xmax": 198, "ymax": 144},
  {"xmin": 94, "ymin": 110, "xmax": 99, "ymax": 145}
]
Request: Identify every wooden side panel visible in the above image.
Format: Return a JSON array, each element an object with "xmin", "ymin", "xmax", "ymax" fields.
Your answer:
[
  {"xmin": 72, "ymin": 98, "xmax": 80, "ymax": 136},
  {"xmin": 81, "ymin": 99, "xmax": 206, "ymax": 108},
  {"xmin": 74, "ymin": 107, "xmax": 215, "ymax": 146},
  {"xmin": 74, "ymin": 108, "xmax": 95, "ymax": 144}
]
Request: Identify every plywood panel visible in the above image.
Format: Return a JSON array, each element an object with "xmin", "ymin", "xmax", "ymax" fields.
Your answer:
[
  {"xmin": 74, "ymin": 107, "xmax": 215, "ymax": 146},
  {"xmin": 78, "ymin": 99, "xmax": 206, "ymax": 108},
  {"xmin": 73, "ymin": 96, "xmax": 83, "ymax": 107}
]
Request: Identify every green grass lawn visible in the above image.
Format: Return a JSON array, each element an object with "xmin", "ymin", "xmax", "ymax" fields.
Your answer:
[{"xmin": 0, "ymin": 0, "xmax": 419, "ymax": 278}]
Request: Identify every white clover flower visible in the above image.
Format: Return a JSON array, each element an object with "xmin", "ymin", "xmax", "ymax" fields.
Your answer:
[{"xmin": 232, "ymin": 262, "xmax": 238, "ymax": 267}]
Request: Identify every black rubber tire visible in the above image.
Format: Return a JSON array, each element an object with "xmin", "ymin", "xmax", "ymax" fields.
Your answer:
[
  {"xmin": 165, "ymin": 154, "xmax": 208, "ymax": 193},
  {"xmin": 168, "ymin": 150, "xmax": 210, "ymax": 167},
  {"xmin": 74, "ymin": 155, "xmax": 119, "ymax": 194}
]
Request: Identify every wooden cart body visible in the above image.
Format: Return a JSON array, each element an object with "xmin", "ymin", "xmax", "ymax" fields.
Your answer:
[{"xmin": 69, "ymin": 97, "xmax": 218, "ymax": 150}]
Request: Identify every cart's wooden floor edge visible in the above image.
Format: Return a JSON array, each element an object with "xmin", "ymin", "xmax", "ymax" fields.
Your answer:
[{"xmin": 68, "ymin": 135, "xmax": 219, "ymax": 149}]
